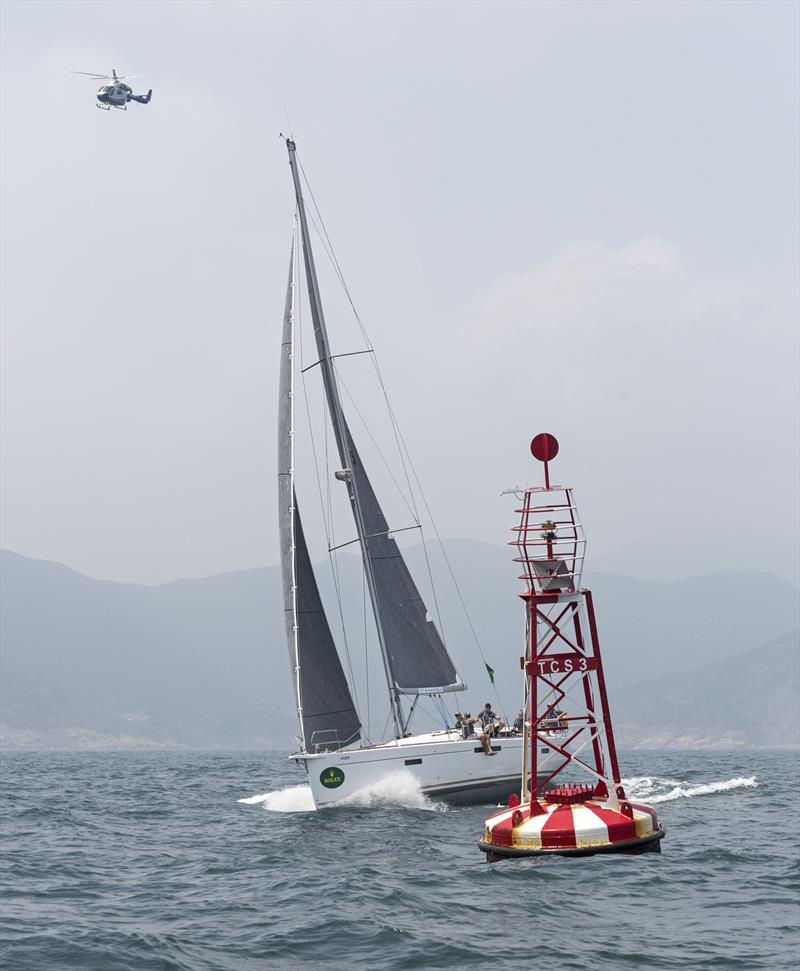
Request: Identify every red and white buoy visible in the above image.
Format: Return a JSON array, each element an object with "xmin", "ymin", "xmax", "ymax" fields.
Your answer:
[{"xmin": 479, "ymin": 435, "xmax": 665, "ymax": 861}]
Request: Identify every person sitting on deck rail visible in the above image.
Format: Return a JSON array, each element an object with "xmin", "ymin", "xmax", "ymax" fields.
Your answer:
[
  {"xmin": 461, "ymin": 710, "xmax": 496, "ymax": 755},
  {"xmin": 473, "ymin": 716, "xmax": 497, "ymax": 756},
  {"xmin": 479, "ymin": 703, "xmax": 500, "ymax": 735},
  {"xmin": 513, "ymin": 709, "xmax": 524, "ymax": 733}
]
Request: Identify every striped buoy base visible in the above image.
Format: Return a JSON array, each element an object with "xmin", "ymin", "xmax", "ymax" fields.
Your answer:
[{"xmin": 479, "ymin": 795, "xmax": 665, "ymax": 861}]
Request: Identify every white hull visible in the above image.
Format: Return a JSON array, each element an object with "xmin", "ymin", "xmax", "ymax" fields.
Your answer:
[{"xmin": 291, "ymin": 729, "xmax": 563, "ymax": 808}]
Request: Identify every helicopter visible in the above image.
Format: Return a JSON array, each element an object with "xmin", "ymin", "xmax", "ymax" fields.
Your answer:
[{"xmin": 73, "ymin": 69, "xmax": 152, "ymax": 110}]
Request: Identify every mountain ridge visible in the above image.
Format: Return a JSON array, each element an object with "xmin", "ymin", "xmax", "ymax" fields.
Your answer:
[{"xmin": 1, "ymin": 546, "xmax": 797, "ymax": 749}]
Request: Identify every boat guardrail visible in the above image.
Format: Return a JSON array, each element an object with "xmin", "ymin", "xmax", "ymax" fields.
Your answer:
[{"xmin": 308, "ymin": 727, "xmax": 361, "ymax": 753}]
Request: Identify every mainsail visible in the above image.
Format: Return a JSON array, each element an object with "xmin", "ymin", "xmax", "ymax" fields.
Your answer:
[
  {"xmin": 343, "ymin": 426, "xmax": 463, "ymax": 695},
  {"xmin": 278, "ymin": 233, "xmax": 361, "ymax": 752}
]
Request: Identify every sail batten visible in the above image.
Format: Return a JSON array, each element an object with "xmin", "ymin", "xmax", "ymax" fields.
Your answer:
[{"xmin": 278, "ymin": 229, "xmax": 361, "ymax": 753}]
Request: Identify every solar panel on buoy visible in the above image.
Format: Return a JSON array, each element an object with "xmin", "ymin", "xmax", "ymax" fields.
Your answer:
[{"xmin": 479, "ymin": 436, "xmax": 665, "ymax": 861}]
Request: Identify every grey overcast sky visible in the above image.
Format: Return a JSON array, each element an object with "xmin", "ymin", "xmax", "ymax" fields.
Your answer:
[{"xmin": 1, "ymin": 0, "xmax": 798, "ymax": 584}]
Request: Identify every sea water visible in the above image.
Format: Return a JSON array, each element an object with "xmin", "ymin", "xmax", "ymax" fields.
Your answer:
[{"xmin": 1, "ymin": 749, "xmax": 797, "ymax": 970}]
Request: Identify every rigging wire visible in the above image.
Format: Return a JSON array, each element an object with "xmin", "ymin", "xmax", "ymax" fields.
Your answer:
[
  {"xmin": 298, "ymin": 165, "xmax": 450, "ymax": 664},
  {"xmin": 297, "ymin": 169, "xmax": 402, "ymax": 739},
  {"xmin": 298, "ymin": 161, "xmax": 421, "ymax": 524},
  {"xmin": 379, "ymin": 709, "xmax": 392, "ymax": 745},
  {"xmin": 336, "ymin": 373, "xmax": 419, "ymax": 522},
  {"xmin": 298, "ymin": 158, "xmax": 501, "ymax": 715},
  {"xmin": 425, "ymin": 694, "xmax": 453, "ymax": 731}
]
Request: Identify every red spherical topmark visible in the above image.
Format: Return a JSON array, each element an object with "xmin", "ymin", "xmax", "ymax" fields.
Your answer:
[{"xmin": 530, "ymin": 433, "xmax": 559, "ymax": 463}]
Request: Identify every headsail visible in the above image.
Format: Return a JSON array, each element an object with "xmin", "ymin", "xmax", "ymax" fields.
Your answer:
[
  {"xmin": 289, "ymin": 504, "xmax": 362, "ymax": 750},
  {"xmin": 278, "ymin": 231, "xmax": 361, "ymax": 752}
]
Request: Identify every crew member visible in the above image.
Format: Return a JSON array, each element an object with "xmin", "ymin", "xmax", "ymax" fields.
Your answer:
[{"xmin": 479, "ymin": 703, "xmax": 499, "ymax": 734}]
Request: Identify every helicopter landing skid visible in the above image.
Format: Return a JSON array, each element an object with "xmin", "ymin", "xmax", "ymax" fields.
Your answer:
[{"xmin": 96, "ymin": 103, "xmax": 111, "ymax": 110}]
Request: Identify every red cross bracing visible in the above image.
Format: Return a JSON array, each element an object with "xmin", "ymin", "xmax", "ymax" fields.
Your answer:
[{"xmin": 512, "ymin": 437, "xmax": 631, "ymax": 818}]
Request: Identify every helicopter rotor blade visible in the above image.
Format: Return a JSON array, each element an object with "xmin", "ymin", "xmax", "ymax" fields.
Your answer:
[{"xmin": 72, "ymin": 69, "xmax": 154, "ymax": 84}]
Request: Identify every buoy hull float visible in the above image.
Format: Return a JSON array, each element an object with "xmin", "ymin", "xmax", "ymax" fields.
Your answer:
[
  {"xmin": 481, "ymin": 434, "xmax": 667, "ymax": 863},
  {"xmin": 479, "ymin": 796, "xmax": 665, "ymax": 861}
]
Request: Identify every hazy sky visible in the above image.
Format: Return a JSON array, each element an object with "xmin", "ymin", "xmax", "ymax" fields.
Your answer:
[{"xmin": 1, "ymin": 0, "xmax": 798, "ymax": 584}]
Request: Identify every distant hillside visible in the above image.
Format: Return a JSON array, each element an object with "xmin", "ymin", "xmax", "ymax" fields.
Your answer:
[
  {"xmin": 0, "ymin": 551, "xmax": 281, "ymax": 748},
  {"xmin": 1, "ymin": 546, "xmax": 798, "ymax": 749},
  {"xmin": 591, "ymin": 528, "xmax": 800, "ymax": 587},
  {"xmin": 613, "ymin": 630, "xmax": 800, "ymax": 748}
]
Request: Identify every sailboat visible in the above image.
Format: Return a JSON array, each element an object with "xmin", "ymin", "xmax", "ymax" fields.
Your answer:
[{"xmin": 278, "ymin": 137, "xmax": 557, "ymax": 808}]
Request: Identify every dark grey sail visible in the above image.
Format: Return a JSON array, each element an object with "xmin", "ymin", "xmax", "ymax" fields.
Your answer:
[
  {"xmin": 278, "ymin": 234, "xmax": 361, "ymax": 752},
  {"xmin": 344, "ymin": 425, "xmax": 463, "ymax": 695},
  {"xmin": 290, "ymin": 505, "xmax": 362, "ymax": 750}
]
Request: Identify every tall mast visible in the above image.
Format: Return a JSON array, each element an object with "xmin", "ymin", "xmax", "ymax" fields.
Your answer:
[{"xmin": 285, "ymin": 137, "xmax": 404, "ymax": 740}]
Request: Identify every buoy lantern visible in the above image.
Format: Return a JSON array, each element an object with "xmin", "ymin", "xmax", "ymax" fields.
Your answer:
[{"xmin": 480, "ymin": 436, "xmax": 665, "ymax": 861}]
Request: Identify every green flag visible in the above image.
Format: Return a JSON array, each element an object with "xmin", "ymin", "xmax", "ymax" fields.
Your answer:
[{"xmin": 485, "ymin": 663, "xmax": 495, "ymax": 684}]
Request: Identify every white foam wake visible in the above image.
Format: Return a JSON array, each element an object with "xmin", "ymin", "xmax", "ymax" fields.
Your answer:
[
  {"xmin": 622, "ymin": 775, "xmax": 683, "ymax": 800},
  {"xmin": 238, "ymin": 770, "xmax": 446, "ymax": 814},
  {"xmin": 623, "ymin": 775, "xmax": 758, "ymax": 805},
  {"xmin": 238, "ymin": 784, "xmax": 316, "ymax": 813},
  {"xmin": 335, "ymin": 770, "xmax": 447, "ymax": 812}
]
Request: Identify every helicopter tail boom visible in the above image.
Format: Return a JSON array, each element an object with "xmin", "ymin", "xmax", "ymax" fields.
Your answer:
[{"xmin": 129, "ymin": 89, "xmax": 152, "ymax": 105}]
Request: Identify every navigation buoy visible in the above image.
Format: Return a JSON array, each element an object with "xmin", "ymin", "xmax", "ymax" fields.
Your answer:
[{"xmin": 479, "ymin": 436, "xmax": 665, "ymax": 861}]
